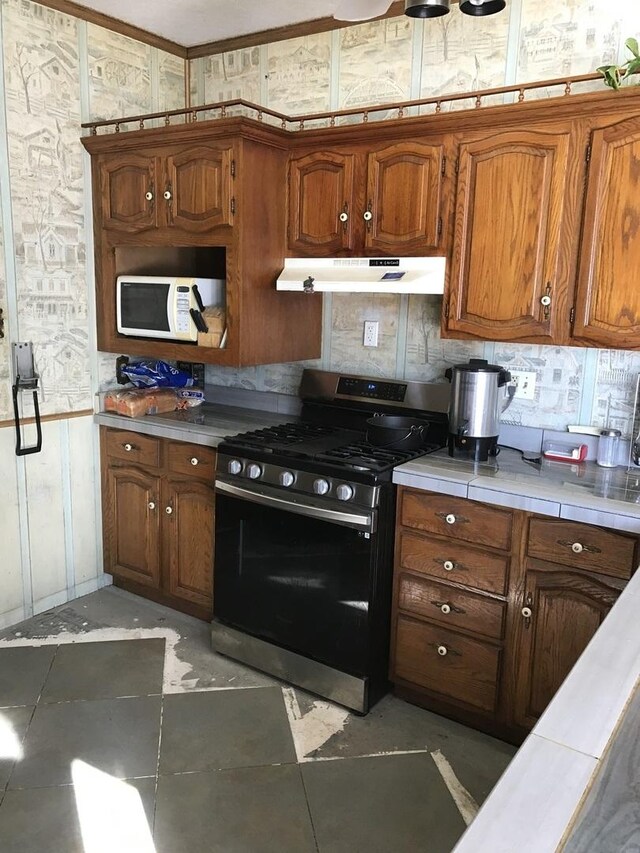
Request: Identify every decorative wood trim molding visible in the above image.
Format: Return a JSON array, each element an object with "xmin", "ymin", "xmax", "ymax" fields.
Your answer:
[
  {"xmin": 0, "ymin": 409, "xmax": 94, "ymax": 429},
  {"xmin": 81, "ymin": 72, "xmax": 618, "ymax": 142},
  {"xmin": 36, "ymin": 0, "xmax": 187, "ymax": 58},
  {"xmin": 186, "ymin": 0, "xmax": 411, "ymax": 59}
]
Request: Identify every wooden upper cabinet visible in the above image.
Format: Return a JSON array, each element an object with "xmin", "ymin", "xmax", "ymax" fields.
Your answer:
[
  {"xmin": 446, "ymin": 128, "xmax": 572, "ymax": 342},
  {"xmin": 288, "ymin": 141, "xmax": 446, "ymax": 256},
  {"xmin": 99, "ymin": 153, "xmax": 158, "ymax": 233},
  {"xmin": 573, "ymin": 115, "xmax": 640, "ymax": 348},
  {"xmin": 513, "ymin": 568, "xmax": 621, "ymax": 730},
  {"xmin": 166, "ymin": 144, "xmax": 234, "ymax": 232},
  {"xmin": 365, "ymin": 141, "xmax": 443, "ymax": 253},
  {"xmin": 288, "ymin": 150, "xmax": 356, "ymax": 254},
  {"xmin": 99, "ymin": 145, "xmax": 235, "ymax": 236}
]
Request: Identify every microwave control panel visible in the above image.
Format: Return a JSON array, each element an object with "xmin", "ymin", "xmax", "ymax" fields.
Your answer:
[{"xmin": 175, "ymin": 285, "xmax": 191, "ymax": 334}]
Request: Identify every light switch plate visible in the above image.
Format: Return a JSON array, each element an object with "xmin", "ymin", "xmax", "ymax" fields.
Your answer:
[{"xmin": 511, "ymin": 369, "xmax": 537, "ymax": 400}]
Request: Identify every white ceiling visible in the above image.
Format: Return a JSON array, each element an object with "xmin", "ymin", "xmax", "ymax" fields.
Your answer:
[{"xmin": 76, "ymin": 0, "xmax": 352, "ymax": 48}]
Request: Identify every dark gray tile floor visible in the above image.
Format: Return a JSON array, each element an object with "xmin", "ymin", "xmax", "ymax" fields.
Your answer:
[{"xmin": 0, "ymin": 589, "xmax": 517, "ymax": 852}]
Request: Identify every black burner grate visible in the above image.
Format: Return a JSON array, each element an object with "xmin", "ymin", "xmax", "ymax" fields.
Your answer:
[
  {"xmin": 225, "ymin": 422, "xmax": 336, "ymax": 447},
  {"xmin": 316, "ymin": 440, "xmax": 436, "ymax": 471}
]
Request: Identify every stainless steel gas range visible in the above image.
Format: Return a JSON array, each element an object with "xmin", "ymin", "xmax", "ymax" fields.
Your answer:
[{"xmin": 211, "ymin": 369, "xmax": 449, "ymax": 713}]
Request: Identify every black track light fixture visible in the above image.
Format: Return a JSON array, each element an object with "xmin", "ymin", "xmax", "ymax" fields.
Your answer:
[
  {"xmin": 404, "ymin": 0, "xmax": 451, "ymax": 17},
  {"xmin": 459, "ymin": 0, "xmax": 506, "ymax": 15}
]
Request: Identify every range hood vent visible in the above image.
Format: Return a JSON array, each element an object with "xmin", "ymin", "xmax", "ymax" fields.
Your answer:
[{"xmin": 276, "ymin": 257, "xmax": 446, "ymax": 294}]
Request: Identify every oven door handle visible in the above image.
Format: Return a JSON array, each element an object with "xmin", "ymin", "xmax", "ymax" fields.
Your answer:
[{"xmin": 215, "ymin": 479, "xmax": 375, "ymax": 532}]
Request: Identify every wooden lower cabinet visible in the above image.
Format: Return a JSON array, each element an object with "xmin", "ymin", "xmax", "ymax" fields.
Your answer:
[
  {"xmin": 164, "ymin": 477, "xmax": 215, "ymax": 608},
  {"xmin": 104, "ymin": 466, "xmax": 161, "ymax": 588},
  {"xmin": 101, "ymin": 427, "xmax": 215, "ymax": 619},
  {"xmin": 395, "ymin": 614, "xmax": 502, "ymax": 714},
  {"xmin": 513, "ymin": 567, "xmax": 623, "ymax": 730},
  {"xmin": 391, "ymin": 486, "xmax": 636, "ymax": 744}
]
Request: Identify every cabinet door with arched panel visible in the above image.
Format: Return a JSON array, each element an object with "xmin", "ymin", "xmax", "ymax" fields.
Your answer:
[
  {"xmin": 572, "ymin": 114, "xmax": 640, "ymax": 348},
  {"xmin": 99, "ymin": 153, "xmax": 159, "ymax": 233},
  {"xmin": 288, "ymin": 150, "xmax": 357, "ymax": 255},
  {"xmin": 445, "ymin": 127, "xmax": 577, "ymax": 343}
]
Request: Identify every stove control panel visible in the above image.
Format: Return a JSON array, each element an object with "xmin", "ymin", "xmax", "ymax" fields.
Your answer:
[
  {"xmin": 337, "ymin": 376, "xmax": 407, "ymax": 403},
  {"xmin": 217, "ymin": 453, "xmax": 379, "ymax": 509}
]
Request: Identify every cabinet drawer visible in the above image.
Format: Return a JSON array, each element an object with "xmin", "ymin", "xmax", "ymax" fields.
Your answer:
[
  {"xmin": 397, "ymin": 574, "xmax": 505, "ymax": 640},
  {"xmin": 528, "ymin": 518, "xmax": 637, "ymax": 580},
  {"xmin": 400, "ymin": 490, "xmax": 512, "ymax": 550},
  {"xmin": 105, "ymin": 430, "xmax": 161, "ymax": 469},
  {"xmin": 167, "ymin": 442, "xmax": 216, "ymax": 479},
  {"xmin": 398, "ymin": 531, "xmax": 508, "ymax": 595},
  {"xmin": 393, "ymin": 615, "xmax": 500, "ymax": 713}
]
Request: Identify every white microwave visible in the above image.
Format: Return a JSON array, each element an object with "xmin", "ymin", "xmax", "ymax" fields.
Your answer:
[{"xmin": 116, "ymin": 276, "xmax": 224, "ymax": 341}]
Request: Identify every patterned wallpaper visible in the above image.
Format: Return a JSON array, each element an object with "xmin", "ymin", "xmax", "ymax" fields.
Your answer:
[
  {"xmin": 0, "ymin": 0, "xmax": 185, "ymax": 421},
  {"xmin": 197, "ymin": 0, "xmax": 640, "ymax": 437},
  {"xmin": 0, "ymin": 0, "xmax": 637, "ymax": 435}
]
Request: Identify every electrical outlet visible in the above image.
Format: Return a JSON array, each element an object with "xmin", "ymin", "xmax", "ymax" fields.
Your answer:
[
  {"xmin": 510, "ymin": 369, "xmax": 537, "ymax": 400},
  {"xmin": 363, "ymin": 320, "xmax": 379, "ymax": 347}
]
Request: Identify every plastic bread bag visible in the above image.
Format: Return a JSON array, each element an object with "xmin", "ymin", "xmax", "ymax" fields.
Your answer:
[
  {"xmin": 106, "ymin": 387, "xmax": 204, "ymax": 417},
  {"xmin": 120, "ymin": 359, "xmax": 195, "ymax": 388}
]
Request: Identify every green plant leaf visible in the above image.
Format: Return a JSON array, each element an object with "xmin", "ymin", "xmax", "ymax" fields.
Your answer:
[
  {"xmin": 626, "ymin": 57, "xmax": 640, "ymax": 76},
  {"xmin": 598, "ymin": 65, "xmax": 620, "ymax": 89},
  {"xmin": 625, "ymin": 37, "xmax": 640, "ymax": 58}
]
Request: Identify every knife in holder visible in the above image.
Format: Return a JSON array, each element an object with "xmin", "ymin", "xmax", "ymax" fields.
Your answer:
[
  {"xmin": 190, "ymin": 307, "xmax": 209, "ymax": 333},
  {"xmin": 11, "ymin": 342, "xmax": 42, "ymax": 456}
]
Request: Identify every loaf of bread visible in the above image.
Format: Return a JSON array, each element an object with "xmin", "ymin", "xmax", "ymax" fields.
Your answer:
[{"xmin": 103, "ymin": 387, "xmax": 204, "ymax": 417}]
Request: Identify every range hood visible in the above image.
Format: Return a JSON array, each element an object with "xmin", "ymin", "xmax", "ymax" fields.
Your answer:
[{"xmin": 276, "ymin": 257, "xmax": 446, "ymax": 294}]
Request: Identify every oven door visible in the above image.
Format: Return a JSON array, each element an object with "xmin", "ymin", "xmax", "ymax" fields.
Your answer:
[{"xmin": 213, "ymin": 478, "xmax": 377, "ymax": 677}]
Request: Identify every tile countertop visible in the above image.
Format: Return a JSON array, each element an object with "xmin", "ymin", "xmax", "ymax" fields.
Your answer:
[
  {"xmin": 94, "ymin": 403, "xmax": 296, "ymax": 447},
  {"xmin": 393, "ymin": 447, "xmax": 640, "ymax": 534}
]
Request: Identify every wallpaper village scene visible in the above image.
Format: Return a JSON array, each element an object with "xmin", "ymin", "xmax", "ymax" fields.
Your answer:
[{"xmin": 0, "ymin": 0, "xmax": 639, "ymax": 436}]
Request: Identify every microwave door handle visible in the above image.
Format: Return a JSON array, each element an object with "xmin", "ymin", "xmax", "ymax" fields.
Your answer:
[{"xmin": 215, "ymin": 479, "xmax": 375, "ymax": 533}]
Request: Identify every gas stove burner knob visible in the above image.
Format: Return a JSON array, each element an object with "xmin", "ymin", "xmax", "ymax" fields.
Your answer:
[
  {"xmin": 279, "ymin": 471, "xmax": 295, "ymax": 487},
  {"xmin": 228, "ymin": 459, "xmax": 243, "ymax": 475},
  {"xmin": 336, "ymin": 484, "xmax": 354, "ymax": 502},
  {"xmin": 313, "ymin": 478, "xmax": 330, "ymax": 496},
  {"xmin": 247, "ymin": 463, "xmax": 262, "ymax": 480}
]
